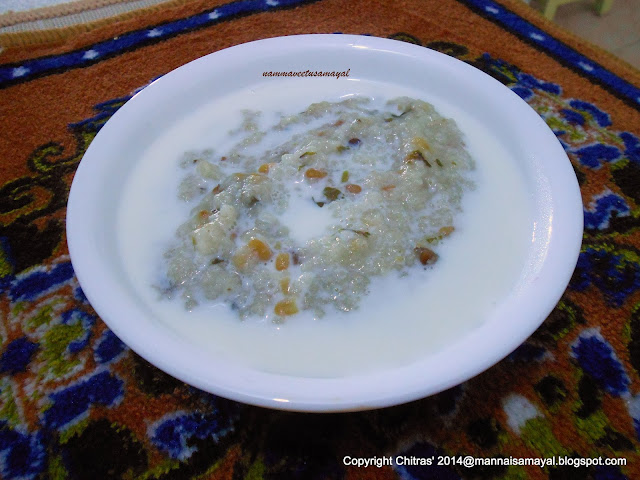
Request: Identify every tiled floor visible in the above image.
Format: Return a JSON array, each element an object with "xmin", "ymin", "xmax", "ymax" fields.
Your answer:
[{"xmin": 532, "ymin": 0, "xmax": 640, "ymax": 69}]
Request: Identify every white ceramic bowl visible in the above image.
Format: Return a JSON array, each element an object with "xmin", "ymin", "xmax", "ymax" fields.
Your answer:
[{"xmin": 67, "ymin": 34, "xmax": 583, "ymax": 411}]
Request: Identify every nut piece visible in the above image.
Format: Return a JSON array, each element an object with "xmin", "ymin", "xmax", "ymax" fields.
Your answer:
[
  {"xmin": 191, "ymin": 223, "xmax": 225, "ymax": 255},
  {"xmin": 415, "ymin": 247, "xmax": 438, "ymax": 265},
  {"xmin": 275, "ymin": 253, "xmax": 290, "ymax": 271},
  {"xmin": 196, "ymin": 160, "xmax": 222, "ymax": 180},
  {"xmin": 274, "ymin": 299, "xmax": 299, "ymax": 316}
]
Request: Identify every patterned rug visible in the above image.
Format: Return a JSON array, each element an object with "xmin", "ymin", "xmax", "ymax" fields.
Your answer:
[
  {"xmin": 2, "ymin": 0, "xmax": 640, "ymax": 478},
  {"xmin": 0, "ymin": 0, "xmax": 178, "ymax": 37}
]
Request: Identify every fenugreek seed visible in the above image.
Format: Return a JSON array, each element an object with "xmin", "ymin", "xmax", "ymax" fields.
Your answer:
[
  {"xmin": 275, "ymin": 299, "xmax": 299, "ymax": 316},
  {"xmin": 275, "ymin": 253, "xmax": 290, "ymax": 271}
]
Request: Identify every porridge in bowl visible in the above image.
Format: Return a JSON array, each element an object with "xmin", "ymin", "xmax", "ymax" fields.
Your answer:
[
  {"xmin": 163, "ymin": 97, "xmax": 475, "ymax": 321},
  {"xmin": 117, "ymin": 82, "xmax": 532, "ymax": 377}
]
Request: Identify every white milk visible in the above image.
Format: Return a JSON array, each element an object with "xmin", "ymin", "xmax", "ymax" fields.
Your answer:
[
  {"xmin": 277, "ymin": 182, "xmax": 336, "ymax": 244},
  {"xmin": 117, "ymin": 80, "xmax": 533, "ymax": 377}
]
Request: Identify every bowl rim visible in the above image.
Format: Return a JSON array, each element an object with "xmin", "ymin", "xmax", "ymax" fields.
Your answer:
[{"xmin": 67, "ymin": 33, "xmax": 584, "ymax": 412}]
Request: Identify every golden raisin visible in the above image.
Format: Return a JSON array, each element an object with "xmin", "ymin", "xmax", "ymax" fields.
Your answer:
[
  {"xmin": 305, "ymin": 168, "xmax": 328, "ymax": 179},
  {"xmin": 345, "ymin": 184, "xmax": 362, "ymax": 194},
  {"xmin": 415, "ymin": 247, "xmax": 438, "ymax": 265},
  {"xmin": 275, "ymin": 253, "xmax": 290, "ymax": 271},
  {"xmin": 248, "ymin": 238, "xmax": 272, "ymax": 261},
  {"xmin": 275, "ymin": 299, "xmax": 299, "ymax": 316},
  {"xmin": 258, "ymin": 163, "xmax": 275, "ymax": 174}
]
